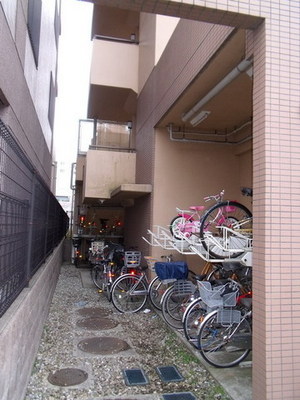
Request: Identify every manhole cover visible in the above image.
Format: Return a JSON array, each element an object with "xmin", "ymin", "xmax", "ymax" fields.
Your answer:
[
  {"xmin": 78, "ymin": 337, "xmax": 130, "ymax": 355},
  {"xmin": 77, "ymin": 307, "xmax": 110, "ymax": 317},
  {"xmin": 47, "ymin": 368, "xmax": 88, "ymax": 387},
  {"xmin": 76, "ymin": 317, "xmax": 118, "ymax": 330}
]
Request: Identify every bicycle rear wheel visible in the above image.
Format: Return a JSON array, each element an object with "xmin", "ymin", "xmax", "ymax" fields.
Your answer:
[
  {"xmin": 200, "ymin": 201, "xmax": 252, "ymax": 259},
  {"xmin": 198, "ymin": 310, "xmax": 252, "ymax": 368},
  {"xmin": 90, "ymin": 264, "xmax": 105, "ymax": 290},
  {"xmin": 111, "ymin": 274, "xmax": 148, "ymax": 313},
  {"xmin": 161, "ymin": 281, "xmax": 196, "ymax": 329},
  {"xmin": 170, "ymin": 216, "xmax": 188, "ymax": 240},
  {"xmin": 148, "ymin": 276, "xmax": 174, "ymax": 310}
]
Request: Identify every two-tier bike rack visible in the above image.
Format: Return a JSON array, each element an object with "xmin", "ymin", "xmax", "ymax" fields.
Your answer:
[{"xmin": 142, "ymin": 224, "xmax": 252, "ymax": 267}]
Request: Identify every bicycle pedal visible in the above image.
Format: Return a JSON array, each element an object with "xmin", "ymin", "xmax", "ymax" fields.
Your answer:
[{"xmin": 98, "ymin": 289, "xmax": 103, "ymax": 293}]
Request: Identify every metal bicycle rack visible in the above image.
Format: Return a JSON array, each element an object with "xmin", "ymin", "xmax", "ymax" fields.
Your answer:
[{"xmin": 142, "ymin": 224, "xmax": 252, "ymax": 267}]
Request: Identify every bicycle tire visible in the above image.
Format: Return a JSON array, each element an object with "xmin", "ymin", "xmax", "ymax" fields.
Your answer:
[
  {"xmin": 199, "ymin": 201, "xmax": 252, "ymax": 259},
  {"xmin": 197, "ymin": 309, "xmax": 252, "ymax": 368},
  {"xmin": 170, "ymin": 216, "xmax": 190, "ymax": 240},
  {"xmin": 161, "ymin": 284, "xmax": 195, "ymax": 329},
  {"xmin": 110, "ymin": 274, "xmax": 148, "ymax": 313},
  {"xmin": 148, "ymin": 276, "xmax": 174, "ymax": 310},
  {"xmin": 182, "ymin": 297, "xmax": 207, "ymax": 348},
  {"xmin": 90, "ymin": 264, "xmax": 105, "ymax": 290}
]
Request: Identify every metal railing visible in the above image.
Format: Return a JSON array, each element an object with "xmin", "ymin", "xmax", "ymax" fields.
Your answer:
[{"xmin": 0, "ymin": 119, "xmax": 69, "ymax": 317}]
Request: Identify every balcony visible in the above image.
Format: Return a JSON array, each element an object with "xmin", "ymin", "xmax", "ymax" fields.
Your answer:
[
  {"xmin": 76, "ymin": 120, "xmax": 152, "ymax": 207},
  {"xmin": 91, "ymin": 5, "xmax": 139, "ymax": 41},
  {"xmin": 87, "ymin": 36, "xmax": 139, "ymax": 122}
]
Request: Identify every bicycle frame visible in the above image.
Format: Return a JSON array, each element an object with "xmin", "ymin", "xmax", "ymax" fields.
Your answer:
[
  {"xmin": 172, "ymin": 190, "xmax": 225, "ymax": 237},
  {"xmin": 119, "ymin": 272, "xmax": 149, "ymax": 296}
]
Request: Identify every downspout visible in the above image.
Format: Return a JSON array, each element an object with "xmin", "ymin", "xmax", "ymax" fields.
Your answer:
[{"xmin": 181, "ymin": 59, "xmax": 253, "ymax": 123}]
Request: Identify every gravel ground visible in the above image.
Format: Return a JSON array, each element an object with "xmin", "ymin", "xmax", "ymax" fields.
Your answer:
[{"xmin": 25, "ymin": 263, "xmax": 232, "ymax": 400}]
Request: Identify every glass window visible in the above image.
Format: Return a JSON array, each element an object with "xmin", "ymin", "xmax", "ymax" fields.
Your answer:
[{"xmin": 27, "ymin": 0, "xmax": 42, "ymax": 67}]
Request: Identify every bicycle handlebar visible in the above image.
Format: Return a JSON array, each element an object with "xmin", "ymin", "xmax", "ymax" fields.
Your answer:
[{"xmin": 203, "ymin": 189, "xmax": 225, "ymax": 203}]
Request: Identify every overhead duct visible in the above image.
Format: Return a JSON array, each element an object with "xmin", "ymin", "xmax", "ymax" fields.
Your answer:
[{"xmin": 182, "ymin": 59, "xmax": 253, "ymax": 123}]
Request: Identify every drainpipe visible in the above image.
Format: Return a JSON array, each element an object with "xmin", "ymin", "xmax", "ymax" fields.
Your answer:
[
  {"xmin": 181, "ymin": 59, "xmax": 253, "ymax": 123},
  {"xmin": 168, "ymin": 120, "xmax": 252, "ymax": 145}
]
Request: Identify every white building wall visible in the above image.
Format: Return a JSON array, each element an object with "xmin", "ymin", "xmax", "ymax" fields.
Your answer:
[{"xmin": 24, "ymin": 0, "xmax": 58, "ymax": 151}]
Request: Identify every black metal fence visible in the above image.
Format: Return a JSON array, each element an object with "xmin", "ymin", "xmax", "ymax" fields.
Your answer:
[{"xmin": 0, "ymin": 119, "xmax": 69, "ymax": 317}]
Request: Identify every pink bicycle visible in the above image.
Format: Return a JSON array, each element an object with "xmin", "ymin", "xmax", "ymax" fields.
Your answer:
[{"xmin": 169, "ymin": 190, "xmax": 225, "ymax": 240}]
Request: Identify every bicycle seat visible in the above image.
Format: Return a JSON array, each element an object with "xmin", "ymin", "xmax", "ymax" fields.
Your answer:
[{"xmin": 189, "ymin": 206, "xmax": 205, "ymax": 211}]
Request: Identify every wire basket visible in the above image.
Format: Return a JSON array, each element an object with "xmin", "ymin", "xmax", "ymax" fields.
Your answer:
[
  {"xmin": 172, "ymin": 280, "xmax": 196, "ymax": 295},
  {"xmin": 124, "ymin": 251, "xmax": 142, "ymax": 267},
  {"xmin": 217, "ymin": 309, "xmax": 241, "ymax": 325},
  {"xmin": 197, "ymin": 281, "xmax": 238, "ymax": 309}
]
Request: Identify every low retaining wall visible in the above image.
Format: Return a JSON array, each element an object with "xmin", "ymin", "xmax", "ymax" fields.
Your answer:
[{"xmin": 0, "ymin": 240, "xmax": 64, "ymax": 400}]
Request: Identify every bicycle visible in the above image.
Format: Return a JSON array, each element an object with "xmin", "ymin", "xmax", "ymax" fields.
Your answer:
[
  {"xmin": 199, "ymin": 199, "xmax": 252, "ymax": 259},
  {"xmin": 159, "ymin": 263, "xmax": 223, "ymax": 330},
  {"xmin": 145, "ymin": 254, "xmax": 176, "ymax": 310},
  {"xmin": 90, "ymin": 242, "xmax": 125, "ymax": 301},
  {"xmin": 182, "ymin": 262, "xmax": 252, "ymax": 347},
  {"xmin": 169, "ymin": 190, "xmax": 225, "ymax": 240},
  {"xmin": 110, "ymin": 255, "xmax": 186, "ymax": 313},
  {"xmin": 197, "ymin": 280, "xmax": 252, "ymax": 368}
]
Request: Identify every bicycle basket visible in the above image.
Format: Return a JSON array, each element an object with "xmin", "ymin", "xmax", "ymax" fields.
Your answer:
[
  {"xmin": 154, "ymin": 261, "xmax": 188, "ymax": 281},
  {"xmin": 124, "ymin": 251, "xmax": 142, "ymax": 267},
  {"xmin": 197, "ymin": 281, "xmax": 224, "ymax": 308},
  {"xmin": 172, "ymin": 279, "xmax": 196, "ymax": 295},
  {"xmin": 217, "ymin": 309, "xmax": 241, "ymax": 325}
]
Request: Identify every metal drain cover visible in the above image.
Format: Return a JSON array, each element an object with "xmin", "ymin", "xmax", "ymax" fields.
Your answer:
[
  {"xmin": 162, "ymin": 393, "xmax": 197, "ymax": 400},
  {"xmin": 47, "ymin": 368, "xmax": 88, "ymax": 387},
  {"xmin": 76, "ymin": 317, "xmax": 118, "ymax": 330},
  {"xmin": 77, "ymin": 307, "xmax": 110, "ymax": 317},
  {"xmin": 123, "ymin": 368, "xmax": 149, "ymax": 386},
  {"xmin": 78, "ymin": 337, "xmax": 130, "ymax": 354},
  {"xmin": 156, "ymin": 365, "xmax": 184, "ymax": 382}
]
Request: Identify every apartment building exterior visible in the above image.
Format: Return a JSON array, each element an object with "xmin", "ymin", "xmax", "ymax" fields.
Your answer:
[
  {"xmin": 0, "ymin": 1, "xmax": 68, "ymax": 399},
  {"xmin": 75, "ymin": 1, "xmax": 300, "ymax": 399}
]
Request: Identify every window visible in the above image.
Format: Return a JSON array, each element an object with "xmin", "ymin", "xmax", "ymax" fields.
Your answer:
[
  {"xmin": 0, "ymin": 88, "xmax": 9, "ymax": 108},
  {"xmin": 54, "ymin": 0, "xmax": 61, "ymax": 48},
  {"xmin": 27, "ymin": 0, "xmax": 42, "ymax": 67},
  {"xmin": 48, "ymin": 72, "xmax": 56, "ymax": 131}
]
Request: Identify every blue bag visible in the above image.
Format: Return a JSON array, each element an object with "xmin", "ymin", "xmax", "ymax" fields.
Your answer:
[{"xmin": 154, "ymin": 261, "xmax": 188, "ymax": 281}]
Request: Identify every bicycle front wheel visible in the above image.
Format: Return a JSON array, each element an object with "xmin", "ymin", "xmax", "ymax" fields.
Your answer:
[
  {"xmin": 198, "ymin": 310, "xmax": 252, "ymax": 368},
  {"xmin": 161, "ymin": 283, "xmax": 195, "ymax": 329},
  {"xmin": 183, "ymin": 297, "xmax": 207, "ymax": 348},
  {"xmin": 200, "ymin": 201, "xmax": 252, "ymax": 259},
  {"xmin": 148, "ymin": 276, "xmax": 174, "ymax": 310},
  {"xmin": 111, "ymin": 274, "xmax": 148, "ymax": 313}
]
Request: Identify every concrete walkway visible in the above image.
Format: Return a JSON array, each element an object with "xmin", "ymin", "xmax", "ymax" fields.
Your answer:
[{"xmin": 24, "ymin": 263, "xmax": 252, "ymax": 400}]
